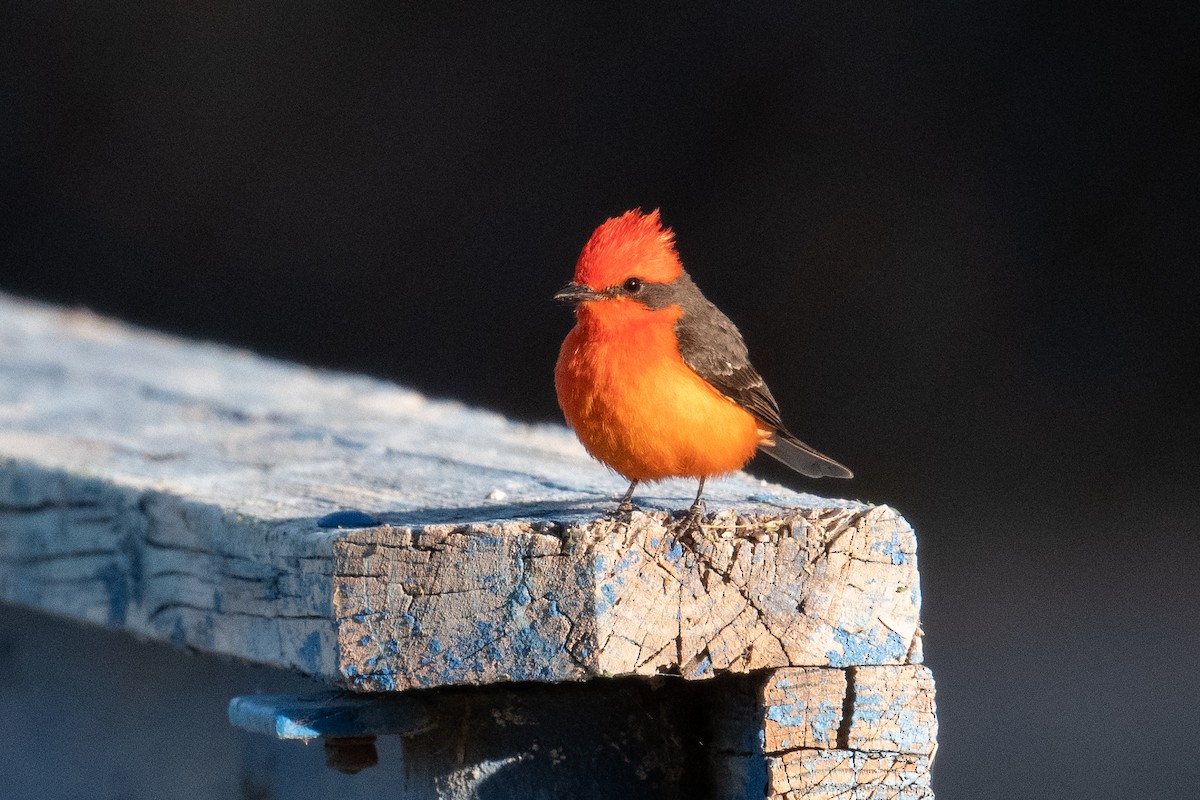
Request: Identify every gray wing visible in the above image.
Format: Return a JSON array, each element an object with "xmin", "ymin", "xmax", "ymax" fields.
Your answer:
[
  {"xmin": 671, "ymin": 285, "xmax": 786, "ymax": 431},
  {"xmin": 672, "ymin": 275, "xmax": 852, "ymax": 479}
]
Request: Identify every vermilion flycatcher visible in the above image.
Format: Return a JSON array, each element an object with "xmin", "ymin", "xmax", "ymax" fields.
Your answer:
[{"xmin": 555, "ymin": 209, "xmax": 852, "ymax": 517}]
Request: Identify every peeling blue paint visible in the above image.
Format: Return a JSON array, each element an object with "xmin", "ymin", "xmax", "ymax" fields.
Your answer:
[
  {"xmin": 596, "ymin": 584, "xmax": 619, "ymax": 615},
  {"xmin": 827, "ymin": 628, "xmax": 872, "ymax": 667},
  {"xmin": 871, "ymin": 528, "xmax": 909, "ymax": 565},
  {"xmin": 826, "ymin": 627, "xmax": 908, "ymax": 667},
  {"xmin": 614, "ymin": 548, "xmax": 641, "ymax": 573},
  {"xmin": 852, "ymin": 692, "xmax": 886, "ymax": 724},
  {"xmin": 297, "ymin": 631, "xmax": 322, "ymax": 673},
  {"xmin": 848, "ymin": 690, "xmax": 933, "ymax": 753},
  {"xmin": 368, "ymin": 669, "xmax": 397, "ymax": 691},
  {"xmin": 891, "ymin": 709, "xmax": 932, "ymax": 752},
  {"xmin": 766, "ymin": 703, "xmax": 803, "ymax": 728},
  {"xmin": 510, "ymin": 583, "xmax": 533, "ymax": 606},
  {"xmin": 809, "ymin": 699, "xmax": 840, "ymax": 745},
  {"xmin": 508, "ymin": 622, "xmax": 563, "ymax": 680},
  {"xmin": 400, "ymin": 611, "xmax": 422, "ymax": 636},
  {"xmin": 768, "ymin": 700, "xmax": 835, "ymax": 743},
  {"xmin": 341, "ymin": 663, "xmax": 397, "ymax": 692}
]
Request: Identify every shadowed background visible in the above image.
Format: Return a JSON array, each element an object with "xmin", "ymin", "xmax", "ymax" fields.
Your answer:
[{"xmin": 2, "ymin": 2, "xmax": 1197, "ymax": 797}]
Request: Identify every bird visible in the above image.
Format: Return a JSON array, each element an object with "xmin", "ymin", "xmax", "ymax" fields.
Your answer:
[{"xmin": 554, "ymin": 209, "xmax": 852, "ymax": 520}]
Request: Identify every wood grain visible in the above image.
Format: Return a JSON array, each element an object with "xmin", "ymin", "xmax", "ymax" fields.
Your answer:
[{"xmin": 335, "ymin": 505, "xmax": 921, "ymax": 690}]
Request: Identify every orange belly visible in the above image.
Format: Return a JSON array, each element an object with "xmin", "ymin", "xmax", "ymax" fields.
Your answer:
[{"xmin": 555, "ymin": 319, "xmax": 762, "ymax": 481}]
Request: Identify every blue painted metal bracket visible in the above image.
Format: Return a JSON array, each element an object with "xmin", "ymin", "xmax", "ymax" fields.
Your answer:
[{"xmin": 228, "ymin": 692, "xmax": 431, "ymax": 741}]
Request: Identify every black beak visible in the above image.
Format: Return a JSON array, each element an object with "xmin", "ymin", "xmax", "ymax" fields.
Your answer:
[{"xmin": 554, "ymin": 282, "xmax": 602, "ymax": 303}]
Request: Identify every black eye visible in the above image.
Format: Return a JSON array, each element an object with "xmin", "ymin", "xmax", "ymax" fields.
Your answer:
[{"xmin": 623, "ymin": 277, "xmax": 643, "ymax": 294}]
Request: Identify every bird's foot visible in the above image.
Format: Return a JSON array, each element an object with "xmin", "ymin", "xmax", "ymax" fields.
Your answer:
[
  {"xmin": 606, "ymin": 501, "xmax": 638, "ymax": 523},
  {"xmin": 675, "ymin": 500, "xmax": 707, "ymax": 539}
]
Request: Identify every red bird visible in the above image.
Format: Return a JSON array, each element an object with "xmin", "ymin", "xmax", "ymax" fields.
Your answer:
[{"xmin": 554, "ymin": 209, "xmax": 851, "ymax": 518}]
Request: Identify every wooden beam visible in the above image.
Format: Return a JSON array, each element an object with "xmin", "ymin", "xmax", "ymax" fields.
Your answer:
[
  {"xmin": 762, "ymin": 665, "xmax": 937, "ymax": 799},
  {"xmin": 335, "ymin": 505, "xmax": 921, "ymax": 690}
]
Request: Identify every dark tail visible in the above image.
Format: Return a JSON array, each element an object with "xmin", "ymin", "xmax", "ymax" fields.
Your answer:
[{"xmin": 758, "ymin": 431, "xmax": 853, "ymax": 479}]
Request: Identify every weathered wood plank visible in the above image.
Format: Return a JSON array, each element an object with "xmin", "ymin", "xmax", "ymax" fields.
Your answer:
[
  {"xmin": 761, "ymin": 665, "xmax": 938, "ymax": 759},
  {"xmin": 757, "ymin": 665, "xmax": 937, "ymax": 799},
  {"xmin": 845, "ymin": 665, "xmax": 939, "ymax": 756},
  {"xmin": 334, "ymin": 505, "xmax": 921, "ymax": 690},
  {"xmin": 0, "ymin": 293, "xmax": 925, "ymax": 693},
  {"xmin": 762, "ymin": 668, "xmax": 848, "ymax": 752}
]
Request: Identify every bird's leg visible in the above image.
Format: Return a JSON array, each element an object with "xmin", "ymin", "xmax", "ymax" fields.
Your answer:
[
  {"xmin": 684, "ymin": 477, "xmax": 707, "ymax": 526},
  {"xmin": 612, "ymin": 479, "xmax": 639, "ymax": 518}
]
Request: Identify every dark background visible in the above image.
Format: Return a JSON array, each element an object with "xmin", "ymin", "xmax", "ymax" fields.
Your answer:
[{"xmin": 2, "ymin": 2, "xmax": 1197, "ymax": 797}]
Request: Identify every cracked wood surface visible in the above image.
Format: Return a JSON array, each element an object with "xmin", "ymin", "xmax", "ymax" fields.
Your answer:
[
  {"xmin": 759, "ymin": 665, "xmax": 937, "ymax": 799},
  {"xmin": 762, "ymin": 666, "xmax": 938, "ymax": 759},
  {"xmin": 336, "ymin": 506, "xmax": 922, "ymax": 690},
  {"xmin": 0, "ymin": 293, "xmax": 924, "ymax": 695}
]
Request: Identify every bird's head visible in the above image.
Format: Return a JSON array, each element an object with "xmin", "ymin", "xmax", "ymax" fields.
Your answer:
[{"xmin": 554, "ymin": 209, "xmax": 685, "ymax": 310}]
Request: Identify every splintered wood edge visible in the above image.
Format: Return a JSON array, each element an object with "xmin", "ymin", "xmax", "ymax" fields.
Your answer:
[{"xmin": 333, "ymin": 504, "xmax": 924, "ymax": 691}]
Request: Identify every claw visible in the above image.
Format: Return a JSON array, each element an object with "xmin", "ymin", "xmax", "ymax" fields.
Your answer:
[
  {"xmin": 606, "ymin": 501, "xmax": 637, "ymax": 523},
  {"xmin": 673, "ymin": 498, "xmax": 707, "ymax": 540}
]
